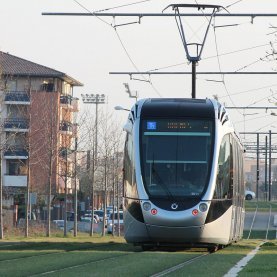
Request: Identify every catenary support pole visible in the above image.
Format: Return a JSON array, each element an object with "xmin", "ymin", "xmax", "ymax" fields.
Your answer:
[
  {"xmin": 269, "ymin": 130, "xmax": 272, "ymax": 201},
  {"xmin": 265, "ymin": 136, "xmax": 268, "ymax": 201},
  {"xmin": 256, "ymin": 133, "xmax": 260, "ymax": 200}
]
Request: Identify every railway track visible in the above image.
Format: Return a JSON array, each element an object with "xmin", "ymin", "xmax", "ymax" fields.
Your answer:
[
  {"xmin": 29, "ymin": 248, "xmax": 210, "ymax": 277},
  {"xmin": 246, "ymin": 202, "xmax": 275, "ymax": 240},
  {"xmin": 150, "ymin": 252, "xmax": 210, "ymax": 277},
  {"xmin": 0, "ymin": 241, "xmax": 127, "ymax": 263},
  {"xmin": 29, "ymin": 251, "xmax": 138, "ymax": 277}
]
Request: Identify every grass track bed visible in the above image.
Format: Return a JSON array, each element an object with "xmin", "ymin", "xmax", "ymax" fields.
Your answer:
[
  {"xmin": 0, "ymin": 237, "xmax": 275, "ymax": 276},
  {"xmin": 0, "ymin": 241, "xmax": 124, "ymax": 262},
  {"xmin": 245, "ymin": 201, "xmax": 277, "ymax": 212},
  {"xmin": 239, "ymin": 241, "xmax": 277, "ymax": 277}
]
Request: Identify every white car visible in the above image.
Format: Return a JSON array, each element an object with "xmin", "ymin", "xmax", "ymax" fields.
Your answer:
[
  {"xmin": 245, "ymin": 190, "xmax": 255, "ymax": 200},
  {"xmin": 80, "ymin": 214, "xmax": 99, "ymax": 223},
  {"xmin": 107, "ymin": 211, "xmax": 123, "ymax": 234}
]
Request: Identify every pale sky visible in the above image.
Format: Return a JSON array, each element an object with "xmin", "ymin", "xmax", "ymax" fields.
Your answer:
[{"xmin": 1, "ymin": 0, "xmax": 277, "ymax": 148}]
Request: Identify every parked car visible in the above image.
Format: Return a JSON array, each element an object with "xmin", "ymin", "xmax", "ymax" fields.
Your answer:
[
  {"xmin": 106, "ymin": 206, "xmax": 117, "ymax": 216},
  {"xmin": 93, "ymin": 210, "xmax": 105, "ymax": 222},
  {"xmin": 53, "ymin": 220, "xmax": 64, "ymax": 230},
  {"xmin": 245, "ymin": 190, "xmax": 256, "ymax": 200},
  {"xmin": 107, "ymin": 211, "xmax": 123, "ymax": 234},
  {"xmin": 80, "ymin": 214, "xmax": 99, "ymax": 223}
]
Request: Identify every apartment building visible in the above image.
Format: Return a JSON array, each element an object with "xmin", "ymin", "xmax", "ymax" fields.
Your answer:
[{"xmin": 0, "ymin": 51, "xmax": 82, "ymax": 220}]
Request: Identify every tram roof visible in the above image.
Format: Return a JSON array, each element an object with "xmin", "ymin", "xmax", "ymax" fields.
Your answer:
[{"xmin": 140, "ymin": 98, "xmax": 215, "ymax": 119}]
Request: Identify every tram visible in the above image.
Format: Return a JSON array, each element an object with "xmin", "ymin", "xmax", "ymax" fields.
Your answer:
[{"xmin": 123, "ymin": 98, "xmax": 245, "ymax": 251}]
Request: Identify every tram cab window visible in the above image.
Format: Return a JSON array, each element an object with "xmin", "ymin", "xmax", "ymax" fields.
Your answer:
[{"xmin": 140, "ymin": 119, "xmax": 214, "ymax": 198}]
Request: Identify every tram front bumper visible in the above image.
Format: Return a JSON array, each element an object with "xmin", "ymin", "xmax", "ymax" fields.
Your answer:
[{"xmin": 146, "ymin": 224, "xmax": 204, "ymax": 243}]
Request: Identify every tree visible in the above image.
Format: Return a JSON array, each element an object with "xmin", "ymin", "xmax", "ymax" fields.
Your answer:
[
  {"xmin": 78, "ymin": 106, "xmax": 124, "ymax": 236},
  {"xmin": 97, "ymin": 110, "xmax": 124, "ymax": 236}
]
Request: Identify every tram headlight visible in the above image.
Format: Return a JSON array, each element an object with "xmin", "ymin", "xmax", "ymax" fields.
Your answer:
[
  {"xmin": 142, "ymin": 202, "xmax": 151, "ymax": 211},
  {"xmin": 199, "ymin": 203, "xmax": 208, "ymax": 212}
]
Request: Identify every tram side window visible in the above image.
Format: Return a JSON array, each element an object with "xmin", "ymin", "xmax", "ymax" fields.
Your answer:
[{"xmin": 214, "ymin": 134, "xmax": 232, "ymax": 199}]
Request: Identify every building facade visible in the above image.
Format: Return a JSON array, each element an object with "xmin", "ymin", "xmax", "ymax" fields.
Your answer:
[{"xmin": 0, "ymin": 51, "xmax": 82, "ymax": 221}]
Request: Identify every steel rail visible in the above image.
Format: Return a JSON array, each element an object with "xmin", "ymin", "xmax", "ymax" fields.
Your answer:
[
  {"xmin": 247, "ymin": 204, "xmax": 258, "ymax": 240},
  {"xmin": 265, "ymin": 204, "xmax": 272, "ymax": 240},
  {"xmin": 0, "ymin": 242, "xmax": 122, "ymax": 263},
  {"xmin": 150, "ymin": 253, "xmax": 209, "ymax": 277},
  {"xmin": 29, "ymin": 251, "xmax": 139, "ymax": 277}
]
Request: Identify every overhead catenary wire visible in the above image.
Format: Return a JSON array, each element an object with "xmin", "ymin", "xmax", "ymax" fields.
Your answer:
[
  {"xmin": 234, "ymin": 114, "xmax": 271, "ymax": 124},
  {"xmin": 146, "ymin": 41, "xmax": 276, "ymax": 73},
  {"xmin": 225, "ymin": 0, "xmax": 244, "ymax": 9},
  {"xmin": 212, "ymin": 16, "xmax": 242, "ymax": 114},
  {"xmin": 73, "ymin": 0, "xmax": 163, "ymax": 98},
  {"xmin": 219, "ymin": 82, "xmax": 277, "ymax": 99},
  {"xmin": 113, "ymin": 27, "xmax": 162, "ymax": 97},
  {"xmin": 94, "ymin": 0, "xmax": 152, "ymax": 13},
  {"xmin": 70, "ymin": 1, "xmax": 276, "ymax": 103},
  {"xmin": 254, "ymin": 118, "xmax": 277, "ymax": 132},
  {"xmin": 73, "ymin": 0, "xmax": 112, "ymax": 26}
]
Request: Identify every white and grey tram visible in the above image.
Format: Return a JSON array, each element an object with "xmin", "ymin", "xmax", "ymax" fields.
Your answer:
[{"xmin": 123, "ymin": 98, "xmax": 245, "ymax": 251}]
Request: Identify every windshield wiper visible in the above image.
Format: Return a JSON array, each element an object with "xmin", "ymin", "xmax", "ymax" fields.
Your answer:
[{"xmin": 151, "ymin": 158, "xmax": 174, "ymax": 200}]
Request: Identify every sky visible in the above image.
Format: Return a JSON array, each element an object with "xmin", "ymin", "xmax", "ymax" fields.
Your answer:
[{"xmin": 1, "ymin": 0, "xmax": 277, "ymax": 150}]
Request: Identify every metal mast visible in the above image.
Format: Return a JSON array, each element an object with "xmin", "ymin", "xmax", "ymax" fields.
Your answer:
[{"xmin": 163, "ymin": 4, "xmax": 226, "ymax": 98}]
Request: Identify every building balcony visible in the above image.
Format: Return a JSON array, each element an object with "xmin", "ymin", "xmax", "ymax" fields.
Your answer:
[
  {"xmin": 4, "ymin": 91, "xmax": 30, "ymax": 105},
  {"xmin": 4, "ymin": 148, "xmax": 28, "ymax": 159},
  {"xmin": 72, "ymin": 97, "xmax": 80, "ymax": 112},
  {"xmin": 72, "ymin": 123, "xmax": 78, "ymax": 138},
  {"xmin": 59, "ymin": 121, "xmax": 73, "ymax": 135},
  {"xmin": 40, "ymin": 83, "xmax": 55, "ymax": 92},
  {"xmin": 3, "ymin": 175, "xmax": 27, "ymax": 187},
  {"xmin": 60, "ymin": 95, "xmax": 73, "ymax": 108},
  {"xmin": 4, "ymin": 118, "xmax": 29, "ymax": 132}
]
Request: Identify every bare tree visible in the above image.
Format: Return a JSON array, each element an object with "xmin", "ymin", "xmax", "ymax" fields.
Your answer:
[
  {"xmin": 29, "ymin": 90, "xmax": 59, "ymax": 237},
  {"xmin": 0, "ymin": 71, "xmax": 31, "ymax": 238},
  {"xmin": 97, "ymin": 110, "xmax": 124, "ymax": 236}
]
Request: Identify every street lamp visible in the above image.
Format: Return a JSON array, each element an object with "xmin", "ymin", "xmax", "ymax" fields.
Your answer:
[
  {"xmin": 114, "ymin": 105, "xmax": 130, "ymax": 112},
  {"xmin": 81, "ymin": 93, "xmax": 106, "ymax": 236}
]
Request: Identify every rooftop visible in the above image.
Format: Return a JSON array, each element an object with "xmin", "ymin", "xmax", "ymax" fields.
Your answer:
[{"xmin": 0, "ymin": 51, "xmax": 83, "ymax": 86}]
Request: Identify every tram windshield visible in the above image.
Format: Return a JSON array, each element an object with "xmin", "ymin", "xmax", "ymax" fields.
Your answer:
[{"xmin": 140, "ymin": 119, "xmax": 214, "ymax": 198}]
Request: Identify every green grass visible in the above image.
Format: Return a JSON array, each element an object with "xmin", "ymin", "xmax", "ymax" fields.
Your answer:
[
  {"xmin": 243, "ymin": 230, "xmax": 277, "ymax": 240},
  {"xmin": 0, "ymin": 237, "xmax": 272, "ymax": 277},
  {"xmin": 239, "ymin": 241, "xmax": 277, "ymax": 277},
  {"xmin": 0, "ymin": 237, "xmax": 201, "ymax": 277},
  {"xmin": 168, "ymin": 240, "xmax": 262, "ymax": 277},
  {"xmin": 245, "ymin": 201, "xmax": 277, "ymax": 212}
]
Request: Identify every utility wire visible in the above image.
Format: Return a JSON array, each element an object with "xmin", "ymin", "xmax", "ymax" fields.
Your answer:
[
  {"xmin": 113, "ymin": 27, "xmax": 162, "ymax": 97},
  {"xmin": 255, "ymin": 118, "xmax": 277, "ymax": 132},
  {"xmin": 73, "ymin": 0, "xmax": 162, "ymax": 98},
  {"xmin": 73, "ymin": 0, "xmax": 112, "ymax": 26},
  {"xmin": 219, "ymin": 82, "xmax": 277, "ymax": 99},
  {"xmin": 94, "ymin": 0, "xmax": 152, "ymax": 12},
  {"xmin": 234, "ymin": 114, "xmax": 271, "ymax": 124},
  {"xmin": 146, "ymin": 42, "xmax": 275, "ymax": 72},
  {"xmin": 246, "ymin": 92, "xmax": 277, "ymax": 107},
  {"xmin": 225, "ymin": 0, "xmax": 244, "ymax": 9},
  {"xmin": 213, "ymin": 17, "xmax": 242, "ymax": 114}
]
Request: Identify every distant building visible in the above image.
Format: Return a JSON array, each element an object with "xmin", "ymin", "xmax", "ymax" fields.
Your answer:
[{"xmin": 0, "ymin": 51, "xmax": 82, "ymax": 221}]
